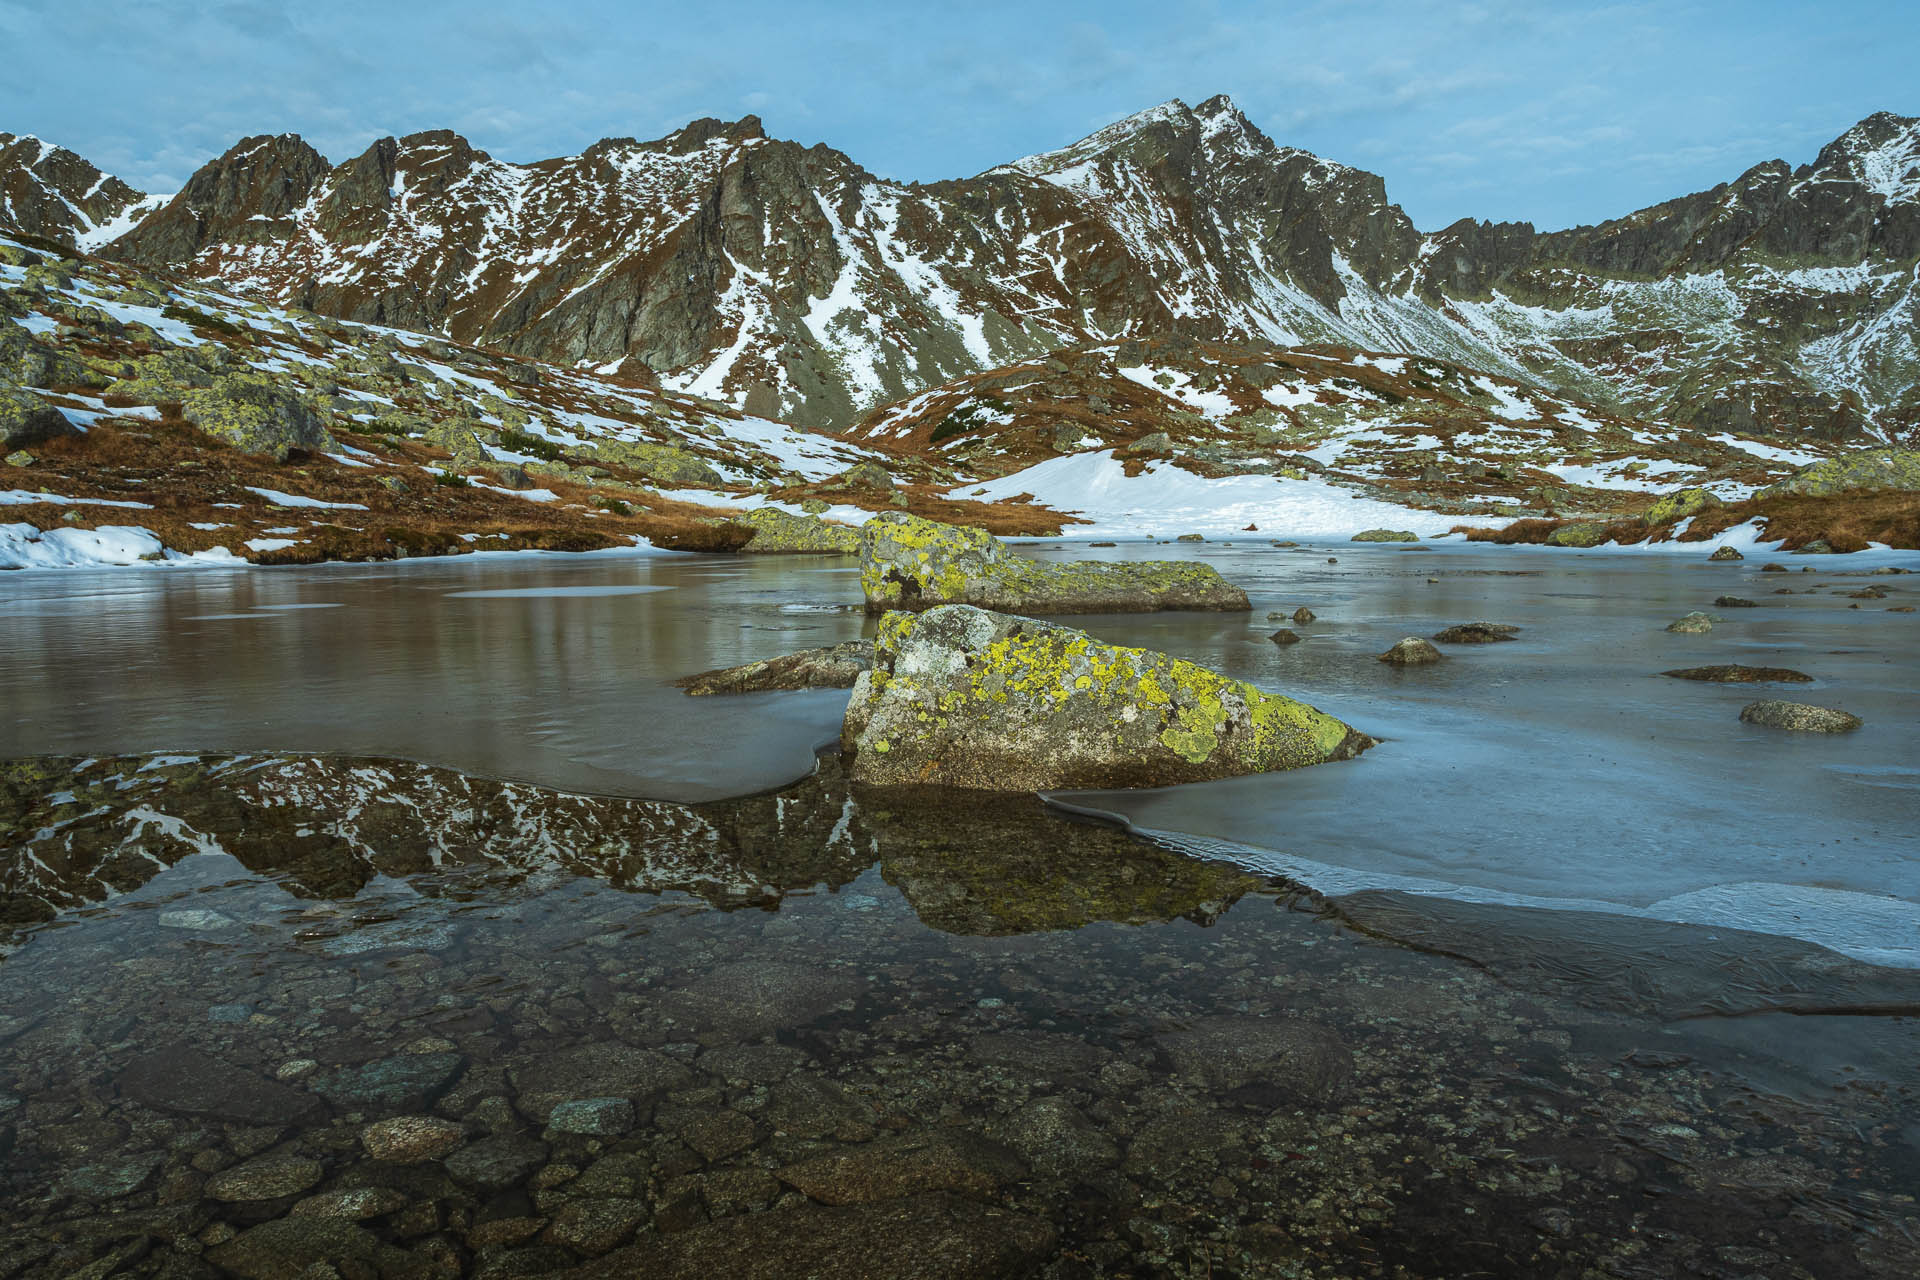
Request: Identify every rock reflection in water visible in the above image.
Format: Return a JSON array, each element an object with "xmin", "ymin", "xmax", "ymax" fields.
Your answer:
[{"xmin": 0, "ymin": 754, "xmax": 1916, "ymax": 1279}]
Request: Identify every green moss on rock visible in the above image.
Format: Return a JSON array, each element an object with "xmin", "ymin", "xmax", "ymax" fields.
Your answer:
[
  {"xmin": 860, "ymin": 512, "xmax": 1249, "ymax": 615},
  {"xmin": 1760, "ymin": 448, "xmax": 1920, "ymax": 499},
  {"xmin": 0, "ymin": 386, "xmax": 79, "ymax": 451},
  {"xmin": 581, "ymin": 439, "xmax": 722, "ymax": 488},
  {"xmin": 739, "ymin": 506, "xmax": 860, "ymax": 555},
  {"xmin": 1544, "ymin": 521, "xmax": 1610, "ymax": 548},
  {"xmin": 1643, "ymin": 486, "xmax": 1721, "ymax": 526},
  {"xmin": 841, "ymin": 605, "xmax": 1371, "ymax": 790}
]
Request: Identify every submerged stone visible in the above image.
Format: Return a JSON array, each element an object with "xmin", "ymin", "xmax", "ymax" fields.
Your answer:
[
  {"xmin": 859, "ymin": 512, "xmax": 1248, "ymax": 615},
  {"xmin": 774, "ymin": 1131, "xmax": 1027, "ymax": 1205},
  {"xmin": 120, "ymin": 1045, "xmax": 320, "ymax": 1126},
  {"xmin": 842, "ymin": 605, "xmax": 1371, "ymax": 790},
  {"xmin": 308, "ymin": 1052, "xmax": 466, "ymax": 1115},
  {"xmin": 207, "ymin": 1155, "xmax": 325, "ymax": 1202},
  {"xmin": 1739, "ymin": 700, "xmax": 1863, "ymax": 732},
  {"xmin": 1666, "ymin": 612, "xmax": 1716, "ymax": 633}
]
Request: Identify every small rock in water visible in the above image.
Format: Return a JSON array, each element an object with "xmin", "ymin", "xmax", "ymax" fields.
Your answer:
[
  {"xmin": 1761, "ymin": 562, "xmax": 1789, "ymax": 572},
  {"xmin": 1709, "ymin": 545, "xmax": 1745, "ymax": 561},
  {"xmin": 1848, "ymin": 586, "xmax": 1888, "ymax": 599},
  {"xmin": 1326, "ymin": 557, "xmax": 1338, "ymax": 563},
  {"xmin": 1666, "ymin": 612, "xmax": 1715, "ymax": 634},
  {"xmin": 1379, "ymin": 637, "xmax": 1444, "ymax": 665},
  {"xmin": 1351, "ymin": 528, "xmax": 1418, "ymax": 542},
  {"xmin": 1268, "ymin": 629, "xmax": 1302, "ymax": 646},
  {"xmin": 1739, "ymin": 700, "xmax": 1862, "ymax": 733},
  {"xmin": 1662, "ymin": 665, "xmax": 1812, "ymax": 684},
  {"xmin": 1292, "ymin": 606, "xmax": 1316, "ymax": 624},
  {"xmin": 548, "ymin": 1097, "xmax": 637, "ymax": 1137},
  {"xmin": 207, "ymin": 1155, "xmax": 325, "ymax": 1202},
  {"xmin": 1176, "ymin": 533, "xmax": 1204, "ymax": 542},
  {"xmin": 1714, "ymin": 595, "xmax": 1758, "ymax": 608},
  {"xmin": 1432, "ymin": 622, "xmax": 1520, "ymax": 644},
  {"xmin": 309, "ymin": 1052, "xmax": 466, "ymax": 1115},
  {"xmin": 290, "ymin": 1186, "xmax": 410, "ymax": 1221},
  {"xmin": 361, "ymin": 1115, "xmax": 465, "ymax": 1162},
  {"xmin": 445, "ymin": 1134, "xmax": 549, "ymax": 1193}
]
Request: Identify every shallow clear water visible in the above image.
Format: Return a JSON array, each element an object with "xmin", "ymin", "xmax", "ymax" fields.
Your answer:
[{"xmin": 0, "ymin": 753, "xmax": 1915, "ymax": 1276}]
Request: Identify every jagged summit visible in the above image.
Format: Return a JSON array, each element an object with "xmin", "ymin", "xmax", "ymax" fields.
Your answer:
[
  {"xmin": 3, "ymin": 103, "xmax": 1915, "ymax": 442},
  {"xmin": 0, "ymin": 131, "xmax": 156, "ymax": 249},
  {"xmin": 1802, "ymin": 111, "xmax": 1920, "ymax": 201}
]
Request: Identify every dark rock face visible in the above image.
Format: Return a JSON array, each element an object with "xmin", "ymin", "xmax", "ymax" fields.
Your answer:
[
  {"xmin": 109, "ymin": 134, "xmax": 331, "ymax": 265},
  {"xmin": 0, "ymin": 132, "xmax": 149, "ymax": 246}
]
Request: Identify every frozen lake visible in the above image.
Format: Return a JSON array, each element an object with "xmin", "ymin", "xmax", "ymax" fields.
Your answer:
[{"xmin": 3, "ymin": 538, "xmax": 1916, "ymax": 962}]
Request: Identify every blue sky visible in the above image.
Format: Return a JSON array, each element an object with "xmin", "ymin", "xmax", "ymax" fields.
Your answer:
[{"xmin": 2, "ymin": 0, "xmax": 1912, "ymax": 231}]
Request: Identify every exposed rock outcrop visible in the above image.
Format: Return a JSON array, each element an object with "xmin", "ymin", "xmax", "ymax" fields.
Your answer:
[
  {"xmin": 677, "ymin": 641, "xmax": 873, "ymax": 695},
  {"xmin": 841, "ymin": 605, "xmax": 1371, "ymax": 790},
  {"xmin": 739, "ymin": 506, "xmax": 860, "ymax": 554},
  {"xmin": 180, "ymin": 372, "xmax": 336, "ymax": 459},
  {"xmin": 1759, "ymin": 448, "xmax": 1920, "ymax": 498},
  {"xmin": 859, "ymin": 512, "xmax": 1248, "ymax": 615}
]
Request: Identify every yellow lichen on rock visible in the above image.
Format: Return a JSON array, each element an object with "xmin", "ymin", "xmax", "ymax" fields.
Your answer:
[{"xmin": 843, "ymin": 605, "xmax": 1371, "ymax": 791}]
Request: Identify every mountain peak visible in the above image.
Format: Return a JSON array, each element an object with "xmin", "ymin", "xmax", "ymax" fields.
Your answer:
[
  {"xmin": 999, "ymin": 97, "xmax": 1242, "ymax": 179},
  {"xmin": 1807, "ymin": 111, "xmax": 1920, "ymax": 201}
]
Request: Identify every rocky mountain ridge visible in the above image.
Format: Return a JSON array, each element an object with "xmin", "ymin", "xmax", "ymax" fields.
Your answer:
[{"xmin": 4, "ymin": 101, "xmax": 1917, "ymax": 442}]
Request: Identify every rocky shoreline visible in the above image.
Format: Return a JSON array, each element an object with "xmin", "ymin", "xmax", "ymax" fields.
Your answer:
[{"xmin": 1, "ymin": 751, "xmax": 1917, "ymax": 1278}]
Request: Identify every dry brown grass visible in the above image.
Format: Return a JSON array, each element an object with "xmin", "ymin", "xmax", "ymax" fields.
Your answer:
[{"xmin": 1686, "ymin": 491, "xmax": 1920, "ymax": 551}]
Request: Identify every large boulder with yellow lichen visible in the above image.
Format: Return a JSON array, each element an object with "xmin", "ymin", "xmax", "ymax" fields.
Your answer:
[
  {"xmin": 842, "ymin": 605, "xmax": 1372, "ymax": 790},
  {"xmin": 180, "ymin": 372, "xmax": 335, "ymax": 460},
  {"xmin": 740, "ymin": 506, "xmax": 860, "ymax": 554},
  {"xmin": 859, "ymin": 512, "xmax": 1248, "ymax": 615}
]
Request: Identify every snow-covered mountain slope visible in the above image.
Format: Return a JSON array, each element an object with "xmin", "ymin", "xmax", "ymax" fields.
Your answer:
[
  {"xmin": 0, "ymin": 133, "xmax": 163, "ymax": 251},
  {"xmin": 8, "ymin": 101, "xmax": 1918, "ymax": 441},
  {"xmin": 855, "ymin": 335, "xmax": 1832, "ymax": 523},
  {"xmin": 0, "ymin": 230, "xmax": 931, "ymax": 569}
]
